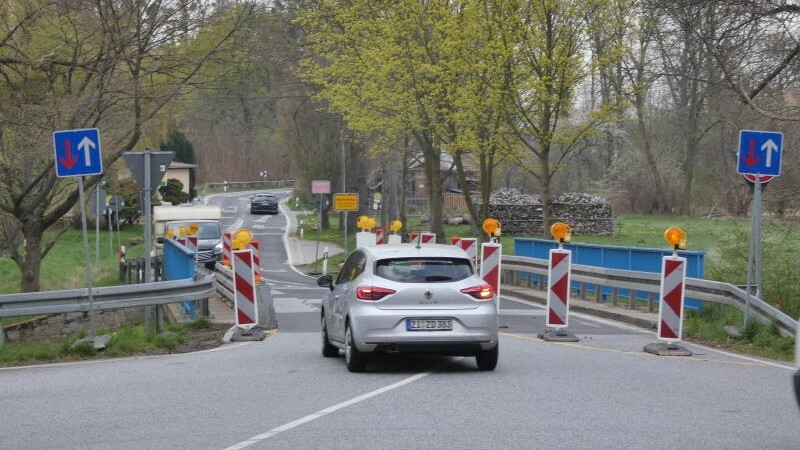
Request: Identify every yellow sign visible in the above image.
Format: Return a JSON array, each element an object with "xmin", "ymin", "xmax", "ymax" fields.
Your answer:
[{"xmin": 333, "ymin": 193, "xmax": 359, "ymax": 211}]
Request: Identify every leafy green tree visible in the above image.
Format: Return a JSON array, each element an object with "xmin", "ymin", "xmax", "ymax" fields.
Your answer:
[
  {"xmin": 505, "ymin": 0, "xmax": 619, "ymax": 236},
  {"xmin": 158, "ymin": 179, "xmax": 190, "ymax": 205},
  {"xmin": 160, "ymin": 128, "xmax": 196, "ymax": 197}
]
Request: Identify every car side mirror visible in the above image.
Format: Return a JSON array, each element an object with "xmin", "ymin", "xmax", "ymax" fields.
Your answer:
[{"xmin": 317, "ymin": 274, "xmax": 334, "ymax": 291}]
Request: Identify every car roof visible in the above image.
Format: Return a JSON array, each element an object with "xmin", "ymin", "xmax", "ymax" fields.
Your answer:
[
  {"xmin": 254, "ymin": 192, "xmax": 276, "ymax": 197},
  {"xmin": 358, "ymin": 243, "xmax": 470, "ymax": 260}
]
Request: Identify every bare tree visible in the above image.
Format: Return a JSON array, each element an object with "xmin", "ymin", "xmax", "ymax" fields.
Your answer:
[{"xmin": 0, "ymin": 0, "xmax": 252, "ymax": 292}]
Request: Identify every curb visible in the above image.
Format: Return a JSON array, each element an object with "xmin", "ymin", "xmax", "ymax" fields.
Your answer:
[{"xmin": 503, "ymin": 287, "xmax": 658, "ymax": 331}]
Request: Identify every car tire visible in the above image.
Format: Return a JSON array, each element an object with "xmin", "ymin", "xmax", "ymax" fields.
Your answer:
[
  {"xmin": 345, "ymin": 323, "xmax": 367, "ymax": 372},
  {"xmin": 475, "ymin": 343, "xmax": 498, "ymax": 371},
  {"xmin": 322, "ymin": 315, "xmax": 339, "ymax": 358}
]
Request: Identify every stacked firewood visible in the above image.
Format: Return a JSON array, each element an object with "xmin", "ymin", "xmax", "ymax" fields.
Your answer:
[{"xmin": 487, "ymin": 189, "xmax": 613, "ymax": 236}]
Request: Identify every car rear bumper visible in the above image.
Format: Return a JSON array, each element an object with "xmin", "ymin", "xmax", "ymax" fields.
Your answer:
[
  {"xmin": 251, "ymin": 205, "xmax": 278, "ymax": 213},
  {"xmin": 349, "ymin": 303, "xmax": 498, "ymax": 354}
]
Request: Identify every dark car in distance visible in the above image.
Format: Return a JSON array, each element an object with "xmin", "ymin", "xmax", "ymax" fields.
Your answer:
[{"xmin": 250, "ymin": 193, "xmax": 278, "ymax": 215}]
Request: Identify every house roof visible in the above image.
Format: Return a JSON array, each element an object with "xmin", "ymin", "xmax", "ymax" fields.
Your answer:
[{"xmin": 168, "ymin": 161, "xmax": 197, "ymax": 169}]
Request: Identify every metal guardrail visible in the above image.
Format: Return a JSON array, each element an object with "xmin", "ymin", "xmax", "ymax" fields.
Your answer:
[
  {"xmin": 0, "ymin": 274, "xmax": 216, "ymax": 346},
  {"xmin": 501, "ymin": 255, "xmax": 798, "ymax": 338},
  {"xmin": 0, "ymin": 274, "xmax": 216, "ymax": 319},
  {"xmin": 203, "ymin": 180, "xmax": 295, "ymax": 191}
]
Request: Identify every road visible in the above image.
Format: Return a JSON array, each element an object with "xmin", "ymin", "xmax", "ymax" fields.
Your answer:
[{"xmin": 0, "ymin": 191, "xmax": 797, "ymax": 449}]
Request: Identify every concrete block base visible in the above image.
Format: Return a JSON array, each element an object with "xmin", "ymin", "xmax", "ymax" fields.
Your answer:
[
  {"xmin": 538, "ymin": 328, "xmax": 579, "ymax": 342},
  {"xmin": 643, "ymin": 342, "xmax": 692, "ymax": 356}
]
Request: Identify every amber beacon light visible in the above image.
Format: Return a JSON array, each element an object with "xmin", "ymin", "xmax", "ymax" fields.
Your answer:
[
  {"xmin": 550, "ymin": 222, "xmax": 571, "ymax": 243},
  {"xmin": 664, "ymin": 227, "xmax": 686, "ymax": 250}
]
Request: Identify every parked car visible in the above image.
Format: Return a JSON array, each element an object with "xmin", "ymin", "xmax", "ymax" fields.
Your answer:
[
  {"xmin": 317, "ymin": 243, "xmax": 498, "ymax": 372},
  {"xmin": 250, "ymin": 193, "xmax": 278, "ymax": 214},
  {"xmin": 795, "ymin": 319, "xmax": 799, "ymax": 410}
]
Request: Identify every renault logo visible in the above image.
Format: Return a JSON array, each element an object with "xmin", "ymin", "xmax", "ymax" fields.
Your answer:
[{"xmin": 424, "ymin": 290, "xmax": 432, "ymax": 299}]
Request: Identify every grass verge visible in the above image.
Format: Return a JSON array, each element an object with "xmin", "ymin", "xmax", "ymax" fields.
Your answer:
[{"xmin": 0, "ymin": 317, "xmax": 226, "ymax": 366}]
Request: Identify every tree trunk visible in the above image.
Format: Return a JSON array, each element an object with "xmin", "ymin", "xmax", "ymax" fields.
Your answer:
[
  {"xmin": 452, "ymin": 150, "xmax": 480, "ymax": 237},
  {"xmin": 415, "ymin": 132, "xmax": 445, "ymax": 240},
  {"xmin": 18, "ymin": 223, "xmax": 44, "ymax": 293}
]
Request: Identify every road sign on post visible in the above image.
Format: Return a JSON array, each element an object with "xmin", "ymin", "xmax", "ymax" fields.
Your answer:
[
  {"xmin": 737, "ymin": 130, "xmax": 783, "ymax": 177},
  {"xmin": 53, "ymin": 128, "xmax": 103, "ymax": 177},
  {"xmin": 333, "ymin": 193, "xmax": 359, "ymax": 211}
]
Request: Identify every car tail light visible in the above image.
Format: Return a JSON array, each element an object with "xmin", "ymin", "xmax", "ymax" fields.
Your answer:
[
  {"xmin": 356, "ymin": 286, "xmax": 396, "ymax": 301},
  {"xmin": 461, "ymin": 284, "xmax": 494, "ymax": 301}
]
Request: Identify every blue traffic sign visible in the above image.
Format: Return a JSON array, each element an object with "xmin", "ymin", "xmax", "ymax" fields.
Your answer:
[
  {"xmin": 53, "ymin": 128, "xmax": 103, "ymax": 177},
  {"xmin": 737, "ymin": 130, "xmax": 783, "ymax": 177}
]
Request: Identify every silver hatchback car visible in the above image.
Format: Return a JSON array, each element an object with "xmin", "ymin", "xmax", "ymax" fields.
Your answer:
[{"xmin": 317, "ymin": 243, "xmax": 499, "ymax": 372}]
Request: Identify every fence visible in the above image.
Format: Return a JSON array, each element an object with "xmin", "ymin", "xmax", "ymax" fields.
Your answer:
[
  {"xmin": 119, "ymin": 256, "xmax": 163, "ymax": 284},
  {"xmin": 500, "ymin": 254, "xmax": 797, "ymax": 338},
  {"xmin": 202, "ymin": 180, "xmax": 295, "ymax": 191}
]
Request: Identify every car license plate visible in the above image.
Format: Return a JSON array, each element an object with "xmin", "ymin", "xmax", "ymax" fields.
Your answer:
[{"xmin": 406, "ymin": 318, "xmax": 452, "ymax": 331}]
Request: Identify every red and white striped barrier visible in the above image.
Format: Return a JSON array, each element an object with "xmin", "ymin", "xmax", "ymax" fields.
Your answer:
[
  {"xmin": 480, "ymin": 243, "xmax": 502, "ymax": 315},
  {"xmin": 546, "ymin": 249, "xmax": 572, "ymax": 328},
  {"xmin": 375, "ymin": 228, "xmax": 385, "ymax": 245},
  {"xmin": 233, "ymin": 249, "xmax": 258, "ymax": 328},
  {"xmin": 249, "ymin": 240, "xmax": 261, "ymax": 283},
  {"xmin": 222, "ymin": 231, "xmax": 232, "ymax": 267},
  {"xmin": 455, "ymin": 238, "xmax": 477, "ymax": 268},
  {"xmin": 186, "ymin": 236, "xmax": 199, "ymax": 265},
  {"xmin": 658, "ymin": 256, "xmax": 687, "ymax": 341},
  {"xmin": 411, "ymin": 232, "xmax": 436, "ymax": 244}
]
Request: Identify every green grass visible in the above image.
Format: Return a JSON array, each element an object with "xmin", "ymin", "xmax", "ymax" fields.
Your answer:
[
  {"xmin": 684, "ymin": 305, "xmax": 794, "ymax": 361},
  {"xmin": 0, "ymin": 318, "xmax": 211, "ymax": 365},
  {"xmin": 0, "ymin": 225, "xmax": 147, "ymax": 295}
]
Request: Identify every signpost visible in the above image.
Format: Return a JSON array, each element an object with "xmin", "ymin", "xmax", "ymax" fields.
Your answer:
[
  {"xmin": 312, "ymin": 181, "xmax": 332, "ymax": 265},
  {"xmin": 332, "ymin": 192, "xmax": 358, "ymax": 256},
  {"xmin": 737, "ymin": 130, "xmax": 783, "ymax": 325},
  {"xmin": 122, "ymin": 151, "xmax": 174, "ymax": 333},
  {"xmin": 53, "ymin": 128, "xmax": 104, "ymax": 340}
]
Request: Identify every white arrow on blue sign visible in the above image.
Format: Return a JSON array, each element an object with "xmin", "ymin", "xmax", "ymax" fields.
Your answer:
[
  {"xmin": 737, "ymin": 129, "xmax": 783, "ymax": 177},
  {"xmin": 53, "ymin": 128, "xmax": 103, "ymax": 177}
]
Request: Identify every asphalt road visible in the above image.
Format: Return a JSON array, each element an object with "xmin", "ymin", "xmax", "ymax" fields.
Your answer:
[{"xmin": 0, "ymin": 191, "xmax": 797, "ymax": 449}]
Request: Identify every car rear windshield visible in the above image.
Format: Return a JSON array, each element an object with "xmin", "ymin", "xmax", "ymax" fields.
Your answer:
[
  {"xmin": 254, "ymin": 194, "xmax": 275, "ymax": 201},
  {"xmin": 375, "ymin": 257, "xmax": 473, "ymax": 283}
]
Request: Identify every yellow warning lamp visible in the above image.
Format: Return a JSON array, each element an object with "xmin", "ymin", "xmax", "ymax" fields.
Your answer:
[
  {"xmin": 232, "ymin": 228, "xmax": 253, "ymax": 250},
  {"xmin": 178, "ymin": 227, "xmax": 187, "ymax": 238},
  {"xmin": 550, "ymin": 222, "xmax": 571, "ymax": 243},
  {"xmin": 482, "ymin": 218, "xmax": 500, "ymax": 237},
  {"xmin": 367, "ymin": 217, "xmax": 376, "ymax": 231},
  {"xmin": 357, "ymin": 215, "xmax": 371, "ymax": 231},
  {"xmin": 165, "ymin": 228, "xmax": 175, "ymax": 239},
  {"xmin": 664, "ymin": 227, "xmax": 686, "ymax": 250},
  {"xmin": 390, "ymin": 220, "xmax": 403, "ymax": 233},
  {"xmin": 188, "ymin": 223, "xmax": 199, "ymax": 235}
]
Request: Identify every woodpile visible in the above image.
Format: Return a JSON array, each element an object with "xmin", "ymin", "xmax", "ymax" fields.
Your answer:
[{"xmin": 487, "ymin": 189, "xmax": 613, "ymax": 236}]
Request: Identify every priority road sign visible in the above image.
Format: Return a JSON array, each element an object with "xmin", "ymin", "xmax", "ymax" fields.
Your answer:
[
  {"xmin": 53, "ymin": 128, "xmax": 103, "ymax": 177},
  {"xmin": 737, "ymin": 130, "xmax": 783, "ymax": 177}
]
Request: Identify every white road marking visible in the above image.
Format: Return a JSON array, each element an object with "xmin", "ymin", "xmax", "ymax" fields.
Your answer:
[{"xmin": 221, "ymin": 362, "xmax": 452, "ymax": 450}]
